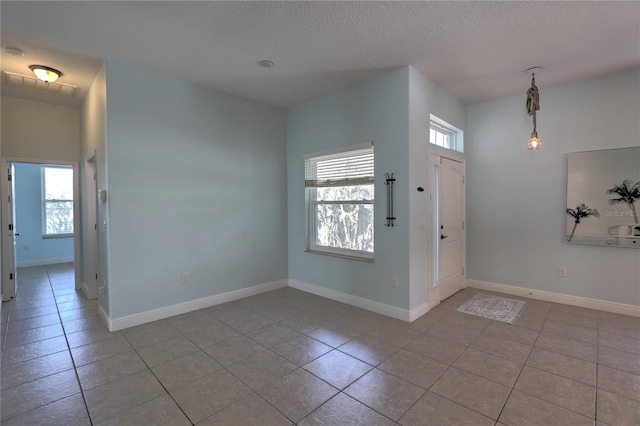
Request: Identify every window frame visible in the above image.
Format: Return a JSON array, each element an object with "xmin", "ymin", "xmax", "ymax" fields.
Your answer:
[
  {"xmin": 305, "ymin": 142, "xmax": 375, "ymax": 261},
  {"xmin": 430, "ymin": 116, "xmax": 463, "ymax": 153},
  {"xmin": 41, "ymin": 165, "xmax": 74, "ymax": 238}
]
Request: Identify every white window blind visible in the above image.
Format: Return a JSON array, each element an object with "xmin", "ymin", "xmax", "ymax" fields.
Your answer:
[{"xmin": 305, "ymin": 142, "xmax": 374, "ymax": 188}]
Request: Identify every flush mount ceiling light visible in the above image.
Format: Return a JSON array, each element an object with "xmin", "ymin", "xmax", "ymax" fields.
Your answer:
[
  {"xmin": 5, "ymin": 46, "xmax": 24, "ymax": 56},
  {"xmin": 258, "ymin": 60, "xmax": 274, "ymax": 68},
  {"xmin": 525, "ymin": 67, "xmax": 542, "ymax": 151},
  {"xmin": 29, "ymin": 65, "xmax": 62, "ymax": 83}
]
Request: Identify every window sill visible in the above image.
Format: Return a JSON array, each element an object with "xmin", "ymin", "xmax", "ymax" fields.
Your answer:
[
  {"xmin": 42, "ymin": 234, "xmax": 74, "ymax": 239},
  {"xmin": 305, "ymin": 248, "xmax": 374, "ymax": 263}
]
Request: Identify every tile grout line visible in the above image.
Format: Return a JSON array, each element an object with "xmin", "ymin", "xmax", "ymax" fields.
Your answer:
[{"xmin": 45, "ymin": 265, "xmax": 95, "ymax": 426}]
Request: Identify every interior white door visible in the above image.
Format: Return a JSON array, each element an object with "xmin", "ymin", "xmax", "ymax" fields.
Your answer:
[
  {"xmin": 2, "ymin": 163, "xmax": 18, "ymax": 301},
  {"xmin": 438, "ymin": 157, "xmax": 464, "ymax": 300}
]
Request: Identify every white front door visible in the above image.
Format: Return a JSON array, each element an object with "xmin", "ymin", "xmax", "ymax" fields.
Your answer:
[{"xmin": 439, "ymin": 157, "xmax": 464, "ymax": 300}]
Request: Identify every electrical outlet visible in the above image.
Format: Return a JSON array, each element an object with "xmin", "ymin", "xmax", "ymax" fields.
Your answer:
[
  {"xmin": 181, "ymin": 272, "xmax": 190, "ymax": 284},
  {"xmin": 391, "ymin": 277, "xmax": 399, "ymax": 288},
  {"xmin": 558, "ymin": 266, "xmax": 567, "ymax": 277}
]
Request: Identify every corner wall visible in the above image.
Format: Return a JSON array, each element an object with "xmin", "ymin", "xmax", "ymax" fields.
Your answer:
[
  {"xmin": 287, "ymin": 67, "xmax": 411, "ymax": 310},
  {"xmin": 104, "ymin": 60, "xmax": 288, "ymax": 319},
  {"xmin": 466, "ymin": 69, "xmax": 640, "ymax": 306}
]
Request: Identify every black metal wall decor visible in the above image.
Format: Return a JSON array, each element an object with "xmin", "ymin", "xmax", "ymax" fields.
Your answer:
[{"xmin": 384, "ymin": 173, "xmax": 396, "ymax": 226}]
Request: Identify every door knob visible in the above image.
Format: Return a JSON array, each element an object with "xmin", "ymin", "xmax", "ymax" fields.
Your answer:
[
  {"xmin": 14, "ymin": 232, "xmax": 20, "ymax": 237},
  {"xmin": 441, "ymin": 234, "xmax": 448, "ymax": 239}
]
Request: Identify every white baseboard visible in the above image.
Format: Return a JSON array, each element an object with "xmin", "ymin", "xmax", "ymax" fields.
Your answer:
[
  {"xmin": 17, "ymin": 257, "xmax": 74, "ymax": 268},
  {"xmin": 409, "ymin": 302, "xmax": 431, "ymax": 322},
  {"xmin": 99, "ymin": 279, "xmax": 288, "ymax": 332},
  {"xmin": 81, "ymin": 281, "xmax": 97, "ymax": 300},
  {"xmin": 467, "ymin": 279, "xmax": 640, "ymax": 318},
  {"xmin": 288, "ymin": 279, "xmax": 413, "ymax": 322}
]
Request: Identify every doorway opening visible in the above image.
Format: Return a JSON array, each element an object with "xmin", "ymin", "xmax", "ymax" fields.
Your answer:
[{"xmin": 1, "ymin": 158, "xmax": 81, "ymax": 303}]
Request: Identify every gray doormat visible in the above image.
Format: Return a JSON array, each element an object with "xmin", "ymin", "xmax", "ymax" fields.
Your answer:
[{"xmin": 456, "ymin": 293, "xmax": 527, "ymax": 324}]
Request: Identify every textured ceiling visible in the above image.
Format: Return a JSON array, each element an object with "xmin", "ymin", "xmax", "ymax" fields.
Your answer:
[{"xmin": 1, "ymin": 1, "xmax": 639, "ymax": 108}]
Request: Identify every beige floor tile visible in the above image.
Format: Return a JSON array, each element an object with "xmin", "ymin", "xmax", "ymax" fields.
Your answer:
[
  {"xmin": 5, "ymin": 313, "xmax": 60, "ymax": 334},
  {"xmin": 378, "ymin": 349, "xmax": 448, "ymax": 389},
  {"xmin": 198, "ymin": 392, "xmax": 292, "ymax": 425},
  {"xmin": 431, "ymin": 367, "xmax": 510, "ymax": 419},
  {"xmin": 470, "ymin": 333, "xmax": 532, "ymax": 364},
  {"xmin": 365, "ymin": 324, "xmax": 422, "ymax": 347},
  {"xmin": 344, "ymin": 369, "xmax": 425, "ymax": 421},
  {"xmin": 62, "ymin": 316, "xmax": 106, "ymax": 334},
  {"xmin": 202, "ymin": 335, "xmax": 267, "ymax": 367},
  {"xmin": 526, "ymin": 347, "xmax": 596, "ymax": 386},
  {"xmin": 483, "ymin": 321, "xmax": 539, "ymax": 345},
  {"xmin": 9, "ymin": 304, "xmax": 59, "ymax": 322},
  {"xmin": 1, "ymin": 369, "xmax": 80, "ymax": 421},
  {"xmin": 227, "ymin": 349, "xmax": 298, "ymax": 390},
  {"xmin": 1, "ymin": 335, "xmax": 69, "ymax": 366},
  {"xmin": 1, "ymin": 350, "xmax": 74, "ymax": 390},
  {"xmin": 597, "ymin": 365, "xmax": 640, "ymax": 401},
  {"xmin": 167, "ymin": 311, "xmax": 218, "ymax": 334},
  {"xmin": 272, "ymin": 335, "xmax": 332, "ymax": 366},
  {"xmin": 77, "ymin": 350, "xmax": 148, "ymax": 391},
  {"xmin": 121, "ymin": 320, "xmax": 181, "ymax": 349},
  {"xmin": 258, "ymin": 369, "xmax": 338, "ymax": 423},
  {"xmin": 406, "ymin": 315, "xmax": 439, "ymax": 333},
  {"xmin": 246, "ymin": 323, "xmax": 302, "ymax": 348},
  {"xmin": 84, "ymin": 370, "xmax": 166, "ymax": 423},
  {"xmin": 1, "ymin": 393, "xmax": 90, "ymax": 426},
  {"xmin": 518, "ymin": 305, "xmax": 550, "ymax": 320},
  {"xmin": 441, "ymin": 311, "xmax": 492, "ymax": 331},
  {"xmin": 542, "ymin": 320, "xmax": 598, "ymax": 345},
  {"xmin": 225, "ymin": 312, "xmax": 274, "ymax": 333},
  {"xmin": 399, "ymin": 391, "xmax": 494, "ymax": 426},
  {"xmin": 534, "ymin": 332, "xmax": 597, "ymax": 363},
  {"xmin": 136, "ymin": 334, "xmax": 200, "ymax": 367},
  {"xmin": 152, "ymin": 350, "xmax": 222, "ymax": 391},
  {"xmin": 96, "ymin": 394, "xmax": 191, "ymax": 426},
  {"xmin": 453, "ymin": 347, "xmax": 522, "ymax": 387},
  {"xmin": 550, "ymin": 304, "xmax": 598, "ymax": 318},
  {"xmin": 512, "ymin": 314, "xmax": 545, "ymax": 331},
  {"xmin": 597, "ymin": 388, "xmax": 640, "ymax": 426},
  {"xmin": 514, "ymin": 366, "xmax": 595, "ymax": 418},
  {"xmin": 184, "ymin": 321, "xmax": 239, "ymax": 348},
  {"xmin": 66, "ymin": 328, "xmax": 122, "ymax": 349},
  {"xmin": 303, "ymin": 349, "xmax": 372, "ymax": 389},
  {"xmin": 70, "ymin": 334, "xmax": 133, "ymax": 367},
  {"xmin": 338, "ymin": 335, "xmax": 400, "ymax": 366},
  {"xmin": 598, "ymin": 331, "xmax": 640, "ymax": 355},
  {"xmin": 598, "ymin": 321, "xmax": 640, "ymax": 341},
  {"xmin": 170, "ymin": 369, "xmax": 252, "ymax": 424},
  {"xmin": 280, "ymin": 313, "xmax": 331, "ymax": 333},
  {"xmin": 299, "ymin": 393, "xmax": 394, "ymax": 426},
  {"xmin": 598, "ymin": 346, "xmax": 640, "ymax": 375},
  {"xmin": 426, "ymin": 320, "xmax": 483, "ymax": 346},
  {"xmin": 3, "ymin": 323, "xmax": 64, "ymax": 349},
  {"xmin": 404, "ymin": 334, "xmax": 466, "ymax": 365},
  {"xmin": 499, "ymin": 390, "xmax": 593, "ymax": 426},
  {"xmin": 546, "ymin": 310, "xmax": 598, "ymax": 329},
  {"xmin": 305, "ymin": 324, "xmax": 360, "ymax": 348}
]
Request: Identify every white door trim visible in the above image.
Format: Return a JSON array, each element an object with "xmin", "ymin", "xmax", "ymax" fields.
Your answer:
[{"xmin": 0, "ymin": 157, "xmax": 82, "ymax": 296}]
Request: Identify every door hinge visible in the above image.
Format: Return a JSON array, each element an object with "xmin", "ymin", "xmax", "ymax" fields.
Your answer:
[
  {"xmin": 8, "ymin": 174, "xmax": 12, "ymax": 181},
  {"xmin": 8, "ymin": 224, "xmax": 13, "ymax": 231},
  {"xmin": 462, "ymin": 221, "xmax": 465, "ymax": 230},
  {"xmin": 95, "ymin": 273, "xmax": 98, "ymax": 280},
  {"xmin": 9, "ymin": 273, "xmax": 13, "ymax": 280},
  {"xmin": 94, "ymin": 223, "xmax": 97, "ymax": 230},
  {"xmin": 462, "ymin": 267, "xmax": 465, "ymax": 275},
  {"xmin": 462, "ymin": 176, "xmax": 465, "ymax": 184}
]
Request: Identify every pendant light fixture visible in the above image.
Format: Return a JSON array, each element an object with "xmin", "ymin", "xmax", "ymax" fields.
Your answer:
[
  {"xmin": 525, "ymin": 67, "xmax": 542, "ymax": 150},
  {"xmin": 29, "ymin": 65, "xmax": 62, "ymax": 83}
]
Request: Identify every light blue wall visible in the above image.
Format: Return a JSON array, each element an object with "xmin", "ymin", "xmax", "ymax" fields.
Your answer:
[
  {"xmin": 14, "ymin": 163, "xmax": 74, "ymax": 267},
  {"xmin": 466, "ymin": 69, "xmax": 640, "ymax": 305},
  {"xmin": 104, "ymin": 60, "xmax": 288, "ymax": 319},
  {"xmin": 287, "ymin": 67, "xmax": 411, "ymax": 310}
]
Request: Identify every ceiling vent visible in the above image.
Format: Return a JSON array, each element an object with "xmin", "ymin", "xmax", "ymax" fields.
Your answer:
[{"xmin": 3, "ymin": 71, "xmax": 77, "ymax": 98}]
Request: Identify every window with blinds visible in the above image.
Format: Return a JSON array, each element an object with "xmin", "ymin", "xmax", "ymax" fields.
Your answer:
[{"xmin": 304, "ymin": 142, "xmax": 374, "ymax": 259}]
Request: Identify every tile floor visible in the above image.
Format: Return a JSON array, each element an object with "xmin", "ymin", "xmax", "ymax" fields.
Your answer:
[{"xmin": 1, "ymin": 264, "xmax": 639, "ymax": 425}]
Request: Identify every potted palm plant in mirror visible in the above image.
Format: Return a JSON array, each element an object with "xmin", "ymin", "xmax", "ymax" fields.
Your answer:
[{"xmin": 566, "ymin": 147, "xmax": 639, "ymax": 248}]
